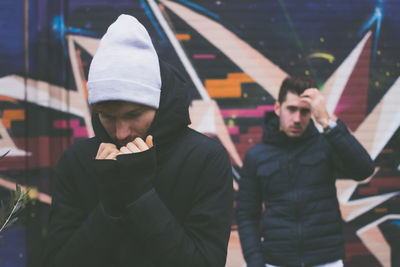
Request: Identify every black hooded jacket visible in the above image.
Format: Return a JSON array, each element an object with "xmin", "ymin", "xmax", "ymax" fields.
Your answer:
[
  {"xmin": 236, "ymin": 113, "xmax": 374, "ymax": 267},
  {"xmin": 43, "ymin": 60, "xmax": 233, "ymax": 267}
]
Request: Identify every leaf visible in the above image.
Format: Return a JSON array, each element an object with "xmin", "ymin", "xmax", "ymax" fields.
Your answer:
[
  {"xmin": 0, "ymin": 183, "xmax": 32, "ymax": 234},
  {"xmin": 0, "ymin": 150, "xmax": 10, "ymax": 160},
  {"xmin": 0, "ymin": 186, "xmax": 29, "ymax": 234},
  {"xmin": 3, "ymin": 217, "xmax": 18, "ymax": 230},
  {"xmin": 13, "ymin": 201, "xmax": 22, "ymax": 214}
]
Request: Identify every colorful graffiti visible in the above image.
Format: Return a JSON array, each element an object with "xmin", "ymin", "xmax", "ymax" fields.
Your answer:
[{"xmin": 0, "ymin": 0, "xmax": 399, "ymax": 266}]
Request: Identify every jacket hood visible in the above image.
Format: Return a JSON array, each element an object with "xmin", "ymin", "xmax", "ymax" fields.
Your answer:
[
  {"xmin": 91, "ymin": 59, "xmax": 191, "ymax": 146},
  {"xmin": 262, "ymin": 111, "xmax": 318, "ymax": 147}
]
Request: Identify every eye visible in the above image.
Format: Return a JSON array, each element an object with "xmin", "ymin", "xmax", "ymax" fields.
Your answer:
[
  {"xmin": 124, "ymin": 112, "xmax": 142, "ymax": 119},
  {"xmin": 300, "ymin": 109, "xmax": 310, "ymax": 116},
  {"xmin": 287, "ymin": 106, "xmax": 297, "ymax": 113},
  {"xmin": 124, "ymin": 109, "xmax": 145, "ymax": 119},
  {"xmin": 99, "ymin": 113, "xmax": 114, "ymax": 121}
]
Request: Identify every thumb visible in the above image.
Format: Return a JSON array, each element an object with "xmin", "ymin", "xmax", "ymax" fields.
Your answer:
[{"xmin": 146, "ymin": 135, "xmax": 154, "ymax": 148}]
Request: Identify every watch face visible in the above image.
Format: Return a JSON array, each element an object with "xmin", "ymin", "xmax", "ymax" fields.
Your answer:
[{"xmin": 328, "ymin": 119, "xmax": 337, "ymax": 128}]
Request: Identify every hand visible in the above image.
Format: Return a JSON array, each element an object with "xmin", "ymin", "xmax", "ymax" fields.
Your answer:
[
  {"xmin": 94, "ymin": 135, "xmax": 156, "ymax": 216},
  {"xmin": 96, "ymin": 143, "xmax": 119, "ymax": 160},
  {"xmin": 300, "ymin": 88, "xmax": 331, "ymax": 128},
  {"xmin": 119, "ymin": 135, "xmax": 153, "ymax": 154}
]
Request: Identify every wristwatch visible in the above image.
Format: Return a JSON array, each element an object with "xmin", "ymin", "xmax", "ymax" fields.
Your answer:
[{"xmin": 323, "ymin": 119, "xmax": 337, "ymax": 133}]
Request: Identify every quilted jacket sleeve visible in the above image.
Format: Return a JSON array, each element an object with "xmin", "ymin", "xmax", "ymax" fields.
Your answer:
[{"xmin": 325, "ymin": 119, "xmax": 375, "ymax": 180}]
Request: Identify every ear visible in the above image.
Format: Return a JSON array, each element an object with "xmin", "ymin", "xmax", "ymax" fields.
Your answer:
[{"xmin": 274, "ymin": 101, "xmax": 280, "ymax": 117}]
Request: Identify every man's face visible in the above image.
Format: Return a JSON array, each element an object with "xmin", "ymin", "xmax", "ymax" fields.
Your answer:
[
  {"xmin": 96, "ymin": 101, "xmax": 156, "ymax": 147},
  {"xmin": 274, "ymin": 92, "xmax": 311, "ymax": 138}
]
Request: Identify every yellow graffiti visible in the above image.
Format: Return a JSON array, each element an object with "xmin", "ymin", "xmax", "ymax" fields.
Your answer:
[{"xmin": 308, "ymin": 52, "xmax": 335, "ymax": 63}]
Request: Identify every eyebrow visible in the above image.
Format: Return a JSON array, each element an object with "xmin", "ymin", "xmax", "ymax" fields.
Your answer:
[
  {"xmin": 287, "ymin": 105, "xmax": 298, "ymax": 109},
  {"xmin": 286, "ymin": 105, "xmax": 310, "ymax": 111},
  {"xmin": 99, "ymin": 106, "xmax": 146, "ymax": 114},
  {"xmin": 125, "ymin": 107, "xmax": 146, "ymax": 114}
]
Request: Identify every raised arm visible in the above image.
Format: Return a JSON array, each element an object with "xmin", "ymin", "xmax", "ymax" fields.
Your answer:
[
  {"xmin": 300, "ymin": 88, "xmax": 374, "ymax": 180},
  {"xmin": 324, "ymin": 119, "xmax": 375, "ymax": 180}
]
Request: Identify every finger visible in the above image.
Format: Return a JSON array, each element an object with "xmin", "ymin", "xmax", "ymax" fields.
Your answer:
[
  {"xmin": 304, "ymin": 87, "xmax": 318, "ymax": 93},
  {"xmin": 120, "ymin": 146, "xmax": 132, "ymax": 154},
  {"xmin": 300, "ymin": 96, "xmax": 312, "ymax": 105},
  {"xmin": 126, "ymin": 142, "xmax": 141, "ymax": 153},
  {"xmin": 105, "ymin": 151, "xmax": 118, "ymax": 160},
  {"xmin": 301, "ymin": 88, "xmax": 318, "ymax": 97},
  {"xmin": 97, "ymin": 147, "xmax": 112, "ymax": 159},
  {"xmin": 98, "ymin": 147, "xmax": 119, "ymax": 159},
  {"xmin": 96, "ymin": 143, "xmax": 107, "ymax": 158},
  {"xmin": 146, "ymin": 135, "xmax": 153, "ymax": 148},
  {"xmin": 96, "ymin": 143, "xmax": 116, "ymax": 158},
  {"xmin": 133, "ymin": 137, "xmax": 149, "ymax": 151},
  {"xmin": 300, "ymin": 92, "xmax": 312, "ymax": 98}
]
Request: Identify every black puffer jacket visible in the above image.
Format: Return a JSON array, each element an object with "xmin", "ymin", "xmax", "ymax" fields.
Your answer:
[
  {"xmin": 43, "ymin": 60, "xmax": 233, "ymax": 267},
  {"xmin": 236, "ymin": 113, "xmax": 374, "ymax": 267}
]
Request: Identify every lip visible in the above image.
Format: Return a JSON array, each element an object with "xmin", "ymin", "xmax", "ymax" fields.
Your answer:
[{"xmin": 289, "ymin": 127, "xmax": 301, "ymax": 132}]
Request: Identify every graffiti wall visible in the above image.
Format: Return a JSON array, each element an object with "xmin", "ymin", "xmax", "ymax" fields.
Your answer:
[{"xmin": 0, "ymin": 0, "xmax": 399, "ymax": 266}]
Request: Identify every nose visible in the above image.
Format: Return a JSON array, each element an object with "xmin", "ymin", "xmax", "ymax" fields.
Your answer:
[
  {"xmin": 115, "ymin": 119, "xmax": 131, "ymax": 140},
  {"xmin": 293, "ymin": 111, "xmax": 301, "ymax": 123}
]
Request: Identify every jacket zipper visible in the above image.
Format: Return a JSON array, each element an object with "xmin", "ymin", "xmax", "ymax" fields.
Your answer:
[{"xmin": 290, "ymin": 151, "xmax": 304, "ymax": 267}]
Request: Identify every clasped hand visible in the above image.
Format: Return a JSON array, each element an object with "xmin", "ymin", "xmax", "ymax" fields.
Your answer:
[{"xmin": 95, "ymin": 135, "xmax": 153, "ymax": 160}]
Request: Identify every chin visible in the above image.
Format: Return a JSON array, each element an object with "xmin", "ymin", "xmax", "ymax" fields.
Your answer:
[{"xmin": 287, "ymin": 132, "xmax": 303, "ymax": 138}]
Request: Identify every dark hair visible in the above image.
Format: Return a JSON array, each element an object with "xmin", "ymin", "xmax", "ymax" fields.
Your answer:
[{"xmin": 278, "ymin": 76, "xmax": 318, "ymax": 103}]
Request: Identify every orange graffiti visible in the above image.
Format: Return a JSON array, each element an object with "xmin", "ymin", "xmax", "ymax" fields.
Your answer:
[
  {"xmin": 175, "ymin": 34, "xmax": 191, "ymax": 41},
  {"xmin": 205, "ymin": 73, "xmax": 254, "ymax": 98},
  {"xmin": 2, "ymin": 109, "xmax": 25, "ymax": 128}
]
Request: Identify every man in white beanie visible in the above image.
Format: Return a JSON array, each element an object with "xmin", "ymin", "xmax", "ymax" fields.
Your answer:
[{"xmin": 43, "ymin": 14, "xmax": 233, "ymax": 267}]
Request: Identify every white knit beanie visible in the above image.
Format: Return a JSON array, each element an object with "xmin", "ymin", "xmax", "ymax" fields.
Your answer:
[{"xmin": 87, "ymin": 14, "xmax": 161, "ymax": 108}]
